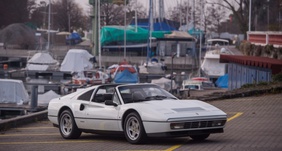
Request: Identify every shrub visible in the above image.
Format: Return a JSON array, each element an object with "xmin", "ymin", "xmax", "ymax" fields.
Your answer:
[
  {"xmin": 241, "ymin": 83, "xmax": 255, "ymax": 88},
  {"xmin": 272, "ymin": 72, "xmax": 282, "ymax": 82}
]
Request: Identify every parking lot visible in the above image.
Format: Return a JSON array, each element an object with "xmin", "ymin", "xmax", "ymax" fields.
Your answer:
[{"xmin": 1, "ymin": 93, "xmax": 282, "ymax": 151}]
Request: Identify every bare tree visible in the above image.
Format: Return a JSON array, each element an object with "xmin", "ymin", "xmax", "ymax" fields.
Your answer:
[
  {"xmin": 52, "ymin": 0, "xmax": 87, "ymax": 31},
  {"xmin": 205, "ymin": 3, "xmax": 227, "ymax": 35},
  {"xmin": 126, "ymin": 0, "xmax": 147, "ymax": 20},
  {"xmin": 30, "ymin": 0, "xmax": 87, "ymax": 31},
  {"xmin": 167, "ymin": 1, "xmax": 193, "ymax": 26},
  {"xmin": 100, "ymin": 2, "xmax": 124, "ymax": 26},
  {"xmin": 206, "ymin": 0, "xmax": 251, "ymax": 36},
  {"xmin": 0, "ymin": 0, "xmax": 37, "ymax": 28},
  {"xmin": 207, "ymin": 0, "xmax": 282, "ymax": 36},
  {"xmin": 168, "ymin": 1, "xmax": 211, "ymax": 31},
  {"xmin": 29, "ymin": 2, "xmax": 48, "ymax": 29},
  {"xmin": 99, "ymin": 0, "xmax": 147, "ymax": 26}
]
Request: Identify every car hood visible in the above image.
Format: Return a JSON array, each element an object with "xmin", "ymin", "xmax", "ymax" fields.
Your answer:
[{"xmin": 133, "ymin": 99, "xmax": 226, "ymax": 121}]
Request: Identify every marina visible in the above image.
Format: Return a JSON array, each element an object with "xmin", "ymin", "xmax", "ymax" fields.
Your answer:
[
  {"xmin": 0, "ymin": 4, "xmax": 282, "ymax": 151},
  {"xmin": 0, "ymin": 43, "xmax": 238, "ymax": 119},
  {"xmin": 0, "ymin": 0, "xmax": 281, "ymax": 124}
]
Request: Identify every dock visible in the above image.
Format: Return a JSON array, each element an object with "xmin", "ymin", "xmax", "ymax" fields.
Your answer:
[
  {"xmin": 0, "ymin": 103, "xmax": 47, "ymax": 119},
  {"xmin": 0, "ymin": 47, "xmax": 197, "ymax": 71}
]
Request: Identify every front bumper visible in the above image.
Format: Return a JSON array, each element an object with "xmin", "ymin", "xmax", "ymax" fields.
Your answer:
[{"xmin": 147, "ymin": 128, "xmax": 224, "ymax": 137}]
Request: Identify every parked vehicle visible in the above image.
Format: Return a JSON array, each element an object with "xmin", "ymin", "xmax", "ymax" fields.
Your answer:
[
  {"xmin": 201, "ymin": 39, "xmax": 231, "ymax": 82},
  {"xmin": 0, "ymin": 79, "xmax": 29, "ymax": 104},
  {"xmin": 107, "ymin": 60, "xmax": 139, "ymax": 84},
  {"xmin": 182, "ymin": 77, "xmax": 215, "ymax": 90},
  {"xmin": 48, "ymin": 83, "xmax": 227, "ymax": 144}
]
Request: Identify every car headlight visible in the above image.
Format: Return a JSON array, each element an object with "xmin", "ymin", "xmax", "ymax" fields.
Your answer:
[
  {"xmin": 212, "ymin": 120, "xmax": 226, "ymax": 126},
  {"xmin": 170, "ymin": 123, "xmax": 185, "ymax": 129}
]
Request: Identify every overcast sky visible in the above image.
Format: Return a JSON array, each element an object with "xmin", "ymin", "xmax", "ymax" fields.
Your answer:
[
  {"xmin": 74, "ymin": 0, "xmax": 180, "ymax": 14},
  {"xmin": 37, "ymin": 0, "xmax": 206, "ymax": 15}
]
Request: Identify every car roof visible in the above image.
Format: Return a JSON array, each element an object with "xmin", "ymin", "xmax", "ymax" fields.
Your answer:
[{"xmin": 82, "ymin": 83, "xmax": 159, "ymax": 92}]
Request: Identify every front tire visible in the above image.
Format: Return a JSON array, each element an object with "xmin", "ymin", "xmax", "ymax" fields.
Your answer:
[
  {"xmin": 190, "ymin": 134, "xmax": 210, "ymax": 141},
  {"xmin": 59, "ymin": 109, "xmax": 81, "ymax": 139},
  {"xmin": 124, "ymin": 112, "xmax": 147, "ymax": 144}
]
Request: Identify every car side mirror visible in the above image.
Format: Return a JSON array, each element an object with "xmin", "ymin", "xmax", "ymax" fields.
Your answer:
[{"xmin": 105, "ymin": 100, "xmax": 118, "ymax": 107}]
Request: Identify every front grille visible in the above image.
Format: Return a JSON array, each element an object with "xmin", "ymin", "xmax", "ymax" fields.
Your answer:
[{"xmin": 183, "ymin": 120, "xmax": 226, "ymax": 129}]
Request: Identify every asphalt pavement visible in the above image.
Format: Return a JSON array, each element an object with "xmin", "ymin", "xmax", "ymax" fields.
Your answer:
[{"xmin": 0, "ymin": 93, "xmax": 281, "ymax": 151}]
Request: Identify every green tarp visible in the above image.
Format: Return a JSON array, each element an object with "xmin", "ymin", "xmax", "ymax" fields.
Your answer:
[
  {"xmin": 188, "ymin": 27, "xmax": 204, "ymax": 35},
  {"xmin": 100, "ymin": 26, "xmax": 171, "ymax": 46}
]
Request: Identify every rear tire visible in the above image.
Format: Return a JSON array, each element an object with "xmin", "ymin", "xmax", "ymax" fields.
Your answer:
[
  {"xmin": 59, "ymin": 109, "xmax": 81, "ymax": 139},
  {"xmin": 124, "ymin": 112, "xmax": 147, "ymax": 144},
  {"xmin": 190, "ymin": 134, "xmax": 210, "ymax": 141}
]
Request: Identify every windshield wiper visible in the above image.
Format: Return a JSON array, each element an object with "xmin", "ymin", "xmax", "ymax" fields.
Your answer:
[
  {"xmin": 145, "ymin": 95, "xmax": 168, "ymax": 100},
  {"xmin": 166, "ymin": 97, "xmax": 178, "ymax": 100},
  {"xmin": 133, "ymin": 99, "xmax": 148, "ymax": 102}
]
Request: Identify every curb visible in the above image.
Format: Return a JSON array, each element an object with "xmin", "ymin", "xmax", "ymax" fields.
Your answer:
[
  {"xmin": 0, "ymin": 110, "xmax": 48, "ymax": 131},
  {"xmin": 189, "ymin": 84, "xmax": 282, "ymax": 101}
]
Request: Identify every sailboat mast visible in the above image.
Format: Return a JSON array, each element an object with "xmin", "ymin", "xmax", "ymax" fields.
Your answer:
[
  {"xmin": 192, "ymin": 0, "xmax": 195, "ymax": 29},
  {"xmin": 47, "ymin": 0, "xmax": 51, "ymax": 51},
  {"xmin": 179, "ymin": 0, "xmax": 182, "ymax": 26},
  {"xmin": 198, "ymin": 0, "xmax": 204, "ymax": 77},
  {"xmin": 98, "ymin": 0, "xmax": 101, "ymax": 68},
  {"xmin": 135, "ymin": 14, "xmax": 138, "ymax": 32},
  {"xmin": 159, "ymin": 0, "xmax": 164, "ymax": 22},
  {"xmin": 150, "ymin": 0, "xmax": 153, "ymax": 48},
  {"xmin": 186, "ymin": 0, "xmax": 189, "ymax": 26},
  {"xmin": 92, "ymin": 0, "xmax": 99, "ymax": 56},
  {"xmin": 124, "ymin": 0, "xmax": 127, "ymax": 58},
  {"xmin": 147, "ymin": 0, "xmax": 153, "ymax": 63}
]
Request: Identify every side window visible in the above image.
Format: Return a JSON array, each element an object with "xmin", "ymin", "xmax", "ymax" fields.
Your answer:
[
  {"xmin": 77, "ymin": 89, "xmax": 95, "ymax": 101},
  {"xmin": 93, "ymin": 86, "xmax": 115, "ymax": 103},
  {"xmin": 96, "ymin": 88, "xmax": 106, "ymax": 94},
  {"xmin": 112, "ymin": 91, "xmax": 121, "ymax": 104}
]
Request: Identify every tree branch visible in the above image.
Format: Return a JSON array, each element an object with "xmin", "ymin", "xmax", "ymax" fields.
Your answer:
[
  {"xmin": 206, "ymin": 2, "xmax": 230, "ymax": 10},
  {"xmin": 234, "ymin": 0, "xmax": 241, "ymax": 6}
]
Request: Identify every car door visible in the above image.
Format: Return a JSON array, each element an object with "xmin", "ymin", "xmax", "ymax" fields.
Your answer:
[
  {"xmin": 81, "ymin": 85, "xmax": 121, "ymax": 131},
  {"xmin": 74, "ymin": 88, "xmax": 94, "ymax": 129}
]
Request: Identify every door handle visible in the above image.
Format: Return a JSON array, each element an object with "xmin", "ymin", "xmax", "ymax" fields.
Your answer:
[{"xmin": 79, "ymin": 104, "xmax": 85, "ymax": 111}]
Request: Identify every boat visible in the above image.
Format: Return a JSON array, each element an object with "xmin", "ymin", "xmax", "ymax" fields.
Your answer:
[
  {"xmin": 151, "ymin": 77, "xmax": 176, "ymax": 92},
  {"xmin": 60, "ymin": 49, "xmax": 94, "ymax": 73},
  {"xmin": 201, "ymin": 39, "xmax": 231, "ymax": 82},
  {"xmin": 26, "ymin": 51, "xmax": 59, "ymax": 71},
  {"xmin": 0, "ymin": 79, "xmax": 29, "ymax": 105},
  {"xmin": 108, "ymin": 59, "xmax": 139, "ymax": 84},
  {"xmin": 138, "ymin": 58, "xmax": 166, "ymax": 74},
  {"xmin": 137, "ymin": 0, "xmax": 168, "ymax": 75},
  {"xmin": 60, "ymin": 49, "xmax": 110, "ymax": 85},
  {"xmin": 71, "ymin": 70, "xmax": 110, "ymax": 85},
  {"xmin": 25, "ymin": 0, "xmax": 59, "ymax": 72},
  {"xmin": 182, "ymin": 77, "xmax": 215, "ymax": 91}
]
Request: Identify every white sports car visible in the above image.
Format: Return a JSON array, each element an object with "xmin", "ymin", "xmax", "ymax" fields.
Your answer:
[{"xmin": 48, "ymin": 83, "xmax": 227, "ymax": 144}]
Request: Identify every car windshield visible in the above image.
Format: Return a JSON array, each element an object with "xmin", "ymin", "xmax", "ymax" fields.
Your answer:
[
  {"xmin": 185, "ymin": 85, "xmax": 200, "ymax": 90},
  {"xmin": 118, "ymin": 84, "xmax": 177, "ymax": 104}
]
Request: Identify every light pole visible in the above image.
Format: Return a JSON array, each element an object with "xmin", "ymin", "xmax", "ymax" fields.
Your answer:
[
  {"xmin": 248, "ymin": 0, "xmax": 252, "ymax": 31},
  {"xmin": 199, "ymin": 0, "xmax": 204, "ymax": 77},
  {"xmin": 67, "ymin": 4, "xmax": 70, "ymax": 32},
  {"xmin": 171, "ymin": 53, "xmax": 177, "ymax": 93},
  {"xmin": 262, "ymin": 0, "xmax": 270, "ymax": 30},
  {"xmin": 267, "ymin": 0, "xmax": 269, "ymax": 30},
  {"xmin": 40, "ymin": 1, "xmax": 47, "ymax": 29}
]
